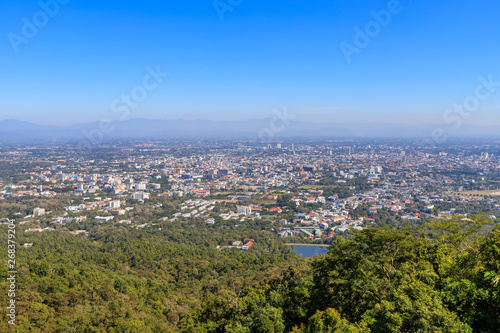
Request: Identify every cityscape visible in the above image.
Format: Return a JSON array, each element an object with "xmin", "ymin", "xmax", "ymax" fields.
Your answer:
[
  {"xmin": 2, "ymin": 0, "xmax": 500, "ymax": 332},
  {"xmin": 2, "ymin": 138, "xmax": 500, "ymax": 330},
  {"xmin": 2, "ymin": 140, "xmax": 500, "ymax": 239}
]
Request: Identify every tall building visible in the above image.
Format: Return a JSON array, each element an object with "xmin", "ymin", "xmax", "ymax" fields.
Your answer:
[
  {"xmin": 125, "ymin": 178, "xmax": 135, "ymax": 190},
  {"xmin": 108, "ymin": 200, "xmax": 121, "ymax": 209},
  {"xmin": 237, "ymin": 206, "xmax": 251, "ymax": 216}
]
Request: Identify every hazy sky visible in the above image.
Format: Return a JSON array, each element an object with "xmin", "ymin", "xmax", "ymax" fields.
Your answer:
[{"xmin": 1, "ymin": 0, "xmax": 500, "ymax": 126}]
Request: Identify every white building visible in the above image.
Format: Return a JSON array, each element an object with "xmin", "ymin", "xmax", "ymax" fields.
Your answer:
[
  {"xmin": 237, "ymin": 206, "xmax": 251, "ymax": 216},
  {"xmin": 108, "ymin": 200, "xmax": 121, "ymax": 209},
  {"xmin": 131, "ymin": 192, "xmax": 150, "ymax": 201},
  {"xmin": 95, "ymin": 216, "xmax": 114, "ymax": 222},
  {"xmin": 33, "ymin": 207, "xmax": 45, "ymax": 216}
]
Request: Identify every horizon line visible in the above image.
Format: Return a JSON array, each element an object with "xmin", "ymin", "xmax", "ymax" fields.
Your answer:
[{"xmin": 1, "ymin": 117, "xmax": 499, "ymax": 128}]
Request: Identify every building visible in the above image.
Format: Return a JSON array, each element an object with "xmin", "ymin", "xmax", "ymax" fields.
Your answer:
[
  {"xmin": 237, "ymin": 206, "xmax": 251, "ymax": 216},
  {"xmin": 108, "ymin": 200, "xmax": 121, "ymax": 209},
  {"xmin": 95, "ymin": 216, "xmax": 114, "ymax": 222},
  {"xmin": 293, "ymin": 227, "xmax": 322, "ymax": 237},
  {"xmin": 303, "ymin": 166, "xmax": 316, "ymax": 172},
  {"xmin": 33, "ymin": 207, "xmax": 45, "ymax": 216},
  {"xmin": 125, "ymin": 178, "xmax": 135, "ymax": 190},
  {"xmin": 131, "ymin": 192, "xmax": 150, "ymax": 201}
]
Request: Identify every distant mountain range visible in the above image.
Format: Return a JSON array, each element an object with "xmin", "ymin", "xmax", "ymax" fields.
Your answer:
[{"xmin": 1, "ymin": 118, "xmax": 500, "ymax": 141}]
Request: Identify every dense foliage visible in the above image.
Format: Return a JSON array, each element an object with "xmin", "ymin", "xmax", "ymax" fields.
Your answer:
[
  {"xmin": 1, "ymin": 215, "xmax": 500, "ymax": 332},
  {"xmin": 183, "ymin": 216, "xmax": 500, "ymax": 332},
  {"xmin": 0, "ymin": 225, "xmax": 303, "ymax": 332}
]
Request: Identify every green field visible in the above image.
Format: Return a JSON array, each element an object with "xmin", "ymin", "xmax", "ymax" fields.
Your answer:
[
  {"xmin": 455, "ymin": 190, "xmax": 500, "ymax": 196},
  {"xmin": 298, "ymin": 185, "xmax": 326, "ymax": 190}
]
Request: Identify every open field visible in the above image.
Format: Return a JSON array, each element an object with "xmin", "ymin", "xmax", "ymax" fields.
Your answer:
[
  {"xmin": 298, "ymin": 185, "xmax": 327, "ymax": 190},
  {"xmin": 455, "ymin": 190, "xmax": 500, "ymax": 196}
]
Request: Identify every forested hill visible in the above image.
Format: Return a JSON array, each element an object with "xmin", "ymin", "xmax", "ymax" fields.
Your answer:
[
  {"xmin": 1, "ymin": 215, "xmax": 500, "ymax": 332},
  {"xmin": 0, "ymin": 222, "xmax": 304, "ymax": 332}
]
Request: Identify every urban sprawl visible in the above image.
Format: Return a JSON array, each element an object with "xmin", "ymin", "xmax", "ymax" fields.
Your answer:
[{"xmin": 2, "ymin": 139, "xmax": 500, "ymax": 248}]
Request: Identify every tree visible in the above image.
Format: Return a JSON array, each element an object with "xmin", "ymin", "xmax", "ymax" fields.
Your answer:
[{"xmin": 292, "ymin": 308, "xmax": 370, "ymax": 333}]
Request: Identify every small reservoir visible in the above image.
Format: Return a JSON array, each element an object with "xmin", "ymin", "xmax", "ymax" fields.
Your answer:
[{"xmin": 288, "ymin": 244, "xmax": 329, "ymax": 257}]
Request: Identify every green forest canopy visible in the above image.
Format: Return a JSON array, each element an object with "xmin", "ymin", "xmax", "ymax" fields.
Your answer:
[{"xmin": 1, "ymin": 215, "xmax": 499, "ymax": 332}]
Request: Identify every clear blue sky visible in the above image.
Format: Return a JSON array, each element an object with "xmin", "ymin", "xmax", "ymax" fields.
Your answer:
[{"xmin": 1, "ymin": 0, "xmax": 500, "ymax": 126}]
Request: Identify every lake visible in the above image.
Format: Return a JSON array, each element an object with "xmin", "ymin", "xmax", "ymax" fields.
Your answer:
[{"xmin": 289, "ymin": 244, "xmax": 329, "ymax": 257}]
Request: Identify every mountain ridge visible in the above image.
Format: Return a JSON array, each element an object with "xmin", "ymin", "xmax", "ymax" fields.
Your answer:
[{"xmin": 1, "ymin": 118, "xmax": 500, "ymax": 141}]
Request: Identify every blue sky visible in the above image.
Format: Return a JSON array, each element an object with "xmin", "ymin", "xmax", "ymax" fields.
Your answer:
[{"xmin": 1, "ymin": 0, "xmax": 500, "ymax": 126}]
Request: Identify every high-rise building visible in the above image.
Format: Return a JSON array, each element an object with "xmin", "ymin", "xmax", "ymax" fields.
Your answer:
[{"xmin": 125, "ymin": 178, "xmax": 135, "ymax": 190}]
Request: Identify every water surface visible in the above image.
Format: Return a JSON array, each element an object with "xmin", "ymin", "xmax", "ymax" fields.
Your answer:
[{"xmin": 290, "ymin": 245, "xmax": 329, "ymax": 257}]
